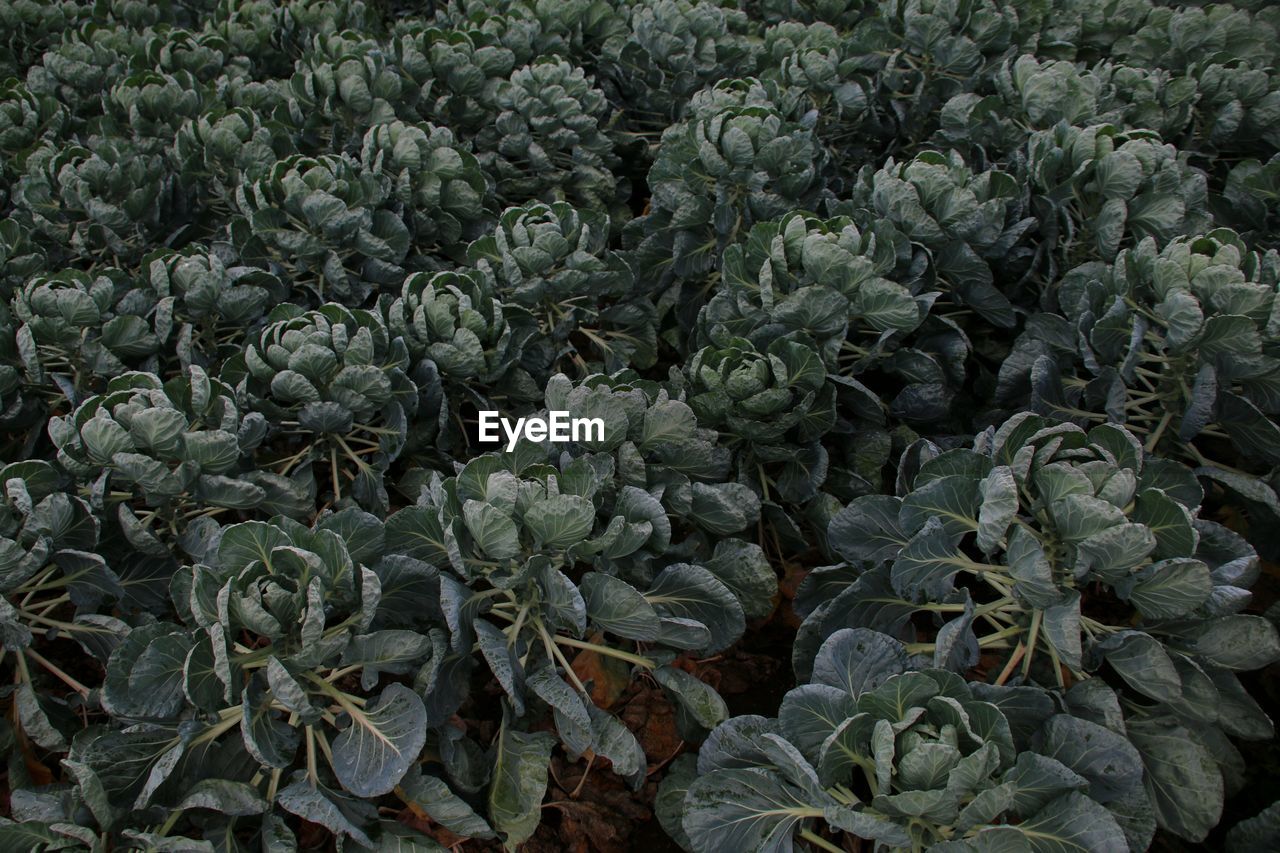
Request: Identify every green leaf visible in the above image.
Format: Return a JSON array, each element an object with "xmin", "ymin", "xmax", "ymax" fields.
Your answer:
[
  {"xmin": 462, "ymin": 501, "xmax": 520, "ymax": 560},
  {"xmin": 1123, "ymin": 559, "xmax": 1210, "ymax": 619},
  {"xmin": 218, "ymin": 521, "xmax": 290, "ymax": 572},
  {"xmin": 582, "ymin": 572, "xmax": 661, "ymax": 641},
  {"xmin": 779, "ymin": 685, "xmax": 857, "ymax": 761},
  {"xmin": 276, "ymin": 777, "xmax": 373, "ymax": 847},
  {"xmin": 524, "ymin": 494, "xmax": 595, "ymax": 549},
  {"xmin": 1168, "ymin": 615, "xmax": 1280, "ymax": 670},
  {"xmin": 1133, "ymin": 489, "xmax": 1197, "ymax": 558},
  {"xmin": 892, "ymin": 517, "xmax": 976, "ymax": 602},
  {"xmin": 587, "ymin": 704, "xmax": 647, "ymax": 786},
  {"xmin": 331, "ymin": 684, "xmax": 427, "ymax": 797},
  {"xmin": 176, "ymin": 779, "xmax": 269, "ymax": 815},
  {"xmin": 1128, "ymin": 718, "xmax": 1223, "ymax": 842},
  {"xmin": 266, "ymin": 657, "xmax": 318, "ymax": 723},
  {"xmin": 128, "ymin": 407, "xmax": 187, "ymax": 457},
  {"xmin": 343, "ymin": 630, "xmax": 434, "ymax": 690},
  {"xmin": 1000, "ymin": 752, "xmax": 1088, "ymax": 818},
  {"xmin": 14, "ymin": 683, "xmax": 68, "ymax": 751},
  {"xmin": 384, "ymin": 507, "xmax": 448, "ymax": 565},
  {"xmin": 683, "ymin": 768, "xmax": 821, "ymax": 852},
  {"xmin": 973, "ymin": 791, "xmax": 1127, "ymax": 851},
  {"xmin": 642, "ymin": 399, "xmax": 698, "ymax": 449},
  {"xmin": 655, "ymin": 754, "xmax": 698, "ymax": 850},
  {"xmin": 897, "ymin": 741, "xmax": 963, "ymax": 790},
  {"xmin": 811, "ymin": 628, "xmax": 909, "ymax": 699},
  {"xmin": 824, "ymin": 805, "xmax": 912, "ymax": 845},
  {"xmin": 488, "ymin": 726, "xmax": 555, "ymax": 850},
  {"xmin": 1033, "ymin": 715, "xmax": 1144, "ymax": 803},
  {"xmin": 899, "ymin": 475, "xmax": 980, "ymax": 538},
  {"xmin": 475, "ymin": 620, "xmax": 524, "ymax": 716},
  {"xmin": 689, "ymin": 482, "xmax": 760, "ymax": 535},
  {"xmin": 976, "ymin": 465, "xmax": 1018, "ymax": 553},
  {"xmin": 646, "ymin": 563, "xmax": 745, "ymax": 654},
  {"xmin": 1226, "ymin": 800, "xmax": 1280, "ymax": 853},
  {"xmin": 241, "ymin": 673, "xmax": 300, "ymax": 769},
  {"xmin": 857, "ymin": 672, "xmax": 942, "ymax": 722},
  {"xmin": 1048, "ymin": 494, "xmax": 1124, "ymax": 542},
  {"xmin": 0, "ymin": 819, "xmax": 96, "ymax": 852},
  {"xmin": 1042, "ymin": 592, "xmax": 1083, "ymax": 670},
  {"xmin": 655, "ymin": 665, "xmax": 728, "ymax": 738},
  {"xmin": 703, "ymin": 540, "xmax": 778, "ymax": 622},
  {"xmin": 398, "ymin": 769, "xmax": 495, "ymax": 839},
  {"xmin": 1075, "ymin": 523, "xmax": 1156, "ymax": 582},
  {"xmin": 1006, "ymin": 525, "xmax": 1060, "ymax": 608},
  {"xmin": 527, "ymin": 666, "xmax": 591, "ymax": 755},
  {"xmin": 828, "ymin": 495, "xmax": 907, "ymax": 564},
  {"xmin": 101, "ymin": 623, "xmax": 188, "ymax": 718}
]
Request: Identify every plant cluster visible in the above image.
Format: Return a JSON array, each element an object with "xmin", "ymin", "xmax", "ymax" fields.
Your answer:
[{"xmin": 2, "ymin": 1, "xmax": 1280, "ymax": 852}]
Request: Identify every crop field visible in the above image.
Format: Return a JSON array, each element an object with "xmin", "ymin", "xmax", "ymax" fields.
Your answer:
[{"xmin": 2, "ymin": 1, "xmax": 1280, "ymax": 851}]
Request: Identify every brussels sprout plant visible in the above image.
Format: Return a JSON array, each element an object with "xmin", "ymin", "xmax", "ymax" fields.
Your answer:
[{"xmin": 3, "ymin": 1, "xmax": 1280, "ymax": 851}]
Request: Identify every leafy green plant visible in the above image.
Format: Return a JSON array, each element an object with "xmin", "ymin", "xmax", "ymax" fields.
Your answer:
[
  {"xmin": 684, "ymin": 334, "xmax": 837, "ymax": 508},
  {"xmin": 49, "ymin": 369, "xmax": 271, "ymax": 547},
  {"xmin": 283, "ymin": 36, "xmax": 405, "ymax": 148},
  {"xmin": 67, "ymin": 513, "xmax": 435, "ymax": 845},
  {"xmin": 434, "ymin": 0, "xmax": 628, "ymax": 67},
  {"xmin": 600, "ymin": 0, "xmax": 759, "ymax": 131},
  {"xmin": 392, "ymin": 25, "xmax": 517, "ymax": 135},
  {"xmin": 664, "ymin": 627, "xmax": 1133, "ymax": 852},
  {"xmin": 173, "ymin": 107, "xmax": 297, "ymax": 214},
  {"xmin": 839, "ymin": 150, "xmax": 1031, "ymax": 330},
  {"xmin": 139, "ymin": 243, "xmax": 290, "ymax": 371},
  {"xmin": 230, "ymin": 153, "xmax": 409, "ymax": 304},
  {"xmin": 0, "ymin": 460, "xmax": 119, "ymax": 752},
  {"xmin": 629, "ymin": 102, "xmax": 830, "ymax": 311},
  {"xmin": 540, "ymin": 371, "xmax": 767, "ymax": 553},
  {"xmin": 23, "ymin": 25, "xmax": 129, "ymax": 121},
  {"xmin": 361, "ymin": 119, "xmax": 492, "ymax": 258},
  {"xmin": 223, "ymin": 302, "xmax": 416, "ymax": 514},
  {"xmin": 13, "ymin": 138, "xmax": 186, "ymax": 264},
  {"xmin": 839, "ymin": 0, "xmax": 1028, "ymax": 153},
  {"xmin": 704, "ymin": 211, "xmax": 956, "ymax": 427},
  {"xmin": 758, "ymin": 21, "xmax": 868, "ymax": 118},
  {"xmin": 810, "ymin": 414, "xmax": 1279, "ymax": 840},
  {"xmin": 383, "ymin": 443, "xmax": 772, "ymax": 842},
  {"xmin": 104, "ymin": 70, "xmax": 209, "ymax": 154},
  {"xmin": 1024, "ymin": 123, "xmax": 1212, "ymax": 275},
  {"xmin": 2, "ymin": 1, "xmax": 1280, "ymax": 849},
  {"xmin": 13, "ymin": 268, "xmax": 168, "ymax": 404},
  {"xmin": 467, "ymin": 201, "xmax": 654, "ymax": 371},
  {"xmin": 475, "ymin": 58, "xmax": 622, "ymax": 213},
  {"xmin": 755, "ymin": 0, "xmax": 874, "ymax": 29},
  {"xmin": 0, "ymin": 1, "xmax": 86, "ymax": 78},
  {"xmin": 1000, "ymin": 230, "xmax": 1280, "ymax": 468},
  {"xmin": 0, "ymin": 78, "xmax": 66, "ymax": 187},
  {"xmin": 382, "ymin": 265, "xmax": 539, "ymax": 458}
]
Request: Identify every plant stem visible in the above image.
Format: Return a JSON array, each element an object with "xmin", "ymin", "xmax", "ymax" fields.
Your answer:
[
  {"xmin": 799, "ymin": 828, "xmax": 847, "ymax": 853},
  {"xmin": 156, "ymin": 808, "xmax": 184, "ymax": 837},
  {"xmin": 553, "ymin": 634, "xmax": 655, "ymax": 668},
  {"xmin": 1145, "ymin": 410, "xmax": 1174, "ymax": 452},
  {"xmin": 191, "ymin": 707, "xmax": 244, "ymax": 748},
  {"xmin": 995, "ymin": 642, "xmax": 1026, "ymax": 686},
  {"xmin": 540, "ymin": 624, "xmax": 589, "ymax": 694},
  {"xmin": 306, "ymin": 725, "xmax": 318, "ymax": 787},
  {"xmin": 24, "ymin": 647, "xmax": 91, "ymax": 697},
  {"xmin": 1021, "ymin": 609, "xmax": 1043, "ymax": 680}
]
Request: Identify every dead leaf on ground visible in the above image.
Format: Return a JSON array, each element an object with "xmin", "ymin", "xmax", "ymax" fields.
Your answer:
[{"xmin": 571, "ymin": 644, "xmax": 632, "ymax": 708}]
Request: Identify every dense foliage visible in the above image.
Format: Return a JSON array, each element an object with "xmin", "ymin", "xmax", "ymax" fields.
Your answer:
[{"xmin": 2, "ymin": 1, "xmax": 1280, "ymax": 851}]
